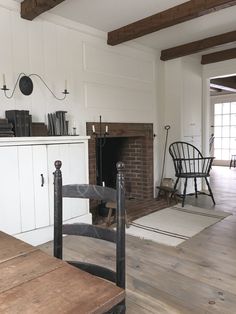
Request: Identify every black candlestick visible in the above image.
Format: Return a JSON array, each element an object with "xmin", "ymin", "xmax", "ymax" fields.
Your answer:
[{"xmin": 92, "ymin": 115, "xmax": 109, "ymax": 186}]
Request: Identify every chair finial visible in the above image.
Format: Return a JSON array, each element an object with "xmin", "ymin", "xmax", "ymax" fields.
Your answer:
[
  {"xmin": 116, "ymin": 161, "xmax": 125, "ymax": 172},
  {"xmin": 55, "ymin": 160, "xmax": 62, "ymax": 170}
]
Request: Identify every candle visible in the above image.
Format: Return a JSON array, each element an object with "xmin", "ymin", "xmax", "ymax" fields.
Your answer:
[
  {"xmin": 102, "ymin": 181, "xmax": 105, "ymax": 187},
  {"xmin": 65, "ymin": 79, "xmax": 67, "ymax": 90},
  {"xmin": 105, "ymin": 125, "xmax": 108, "ymax": 133},
  {"xmin": 3, "ymin": 74, "xmax": 6, "ymax": 86},
  {"xmin": 92, "ymin": 125, "xmax": 95, "ymax": 133}
]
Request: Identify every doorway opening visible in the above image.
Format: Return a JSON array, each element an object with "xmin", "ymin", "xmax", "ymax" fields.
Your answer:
[{"xmin": 209, "ymin": 76, "xmax": 236, "ymax": 166}]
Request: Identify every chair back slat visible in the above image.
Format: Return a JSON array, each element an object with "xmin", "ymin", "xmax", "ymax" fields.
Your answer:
[
  {"xmin": 68, "ymin": 261, "xmax": 116, "ymax": 283},
  {"xmin": 63, "ymin": 223, "xmax": 116, "ymax": 243},
  {"xmin": 62, "ymin": 184, "xmax": 116, "ymax": 203}
]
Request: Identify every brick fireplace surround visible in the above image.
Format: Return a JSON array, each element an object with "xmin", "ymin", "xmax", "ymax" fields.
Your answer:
[{"xmin": 86, "ymin": 122, "xmax": 154, "ymax": 200}]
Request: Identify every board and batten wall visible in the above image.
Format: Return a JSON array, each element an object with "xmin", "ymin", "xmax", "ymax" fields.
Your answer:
[
  {"xmin": 0, "ymin": 0, "xmax": 160, "ymax": 191},
  {"xmin": 162, "ymin": 56, "xmax": 203, "ymax": 192}
]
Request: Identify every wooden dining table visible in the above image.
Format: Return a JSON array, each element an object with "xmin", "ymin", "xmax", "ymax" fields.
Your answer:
[{"xmin": 0, "ymin": 231, "xmax": 125, "ymax": 313}]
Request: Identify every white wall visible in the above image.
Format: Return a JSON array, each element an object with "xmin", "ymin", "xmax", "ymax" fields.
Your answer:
[
  {"xmin": 161, "ymin": 56, "xmax": 203, "ymax": 181},
  {"xmin": 0, "ymin": 0, "xmax": 160, "ymax": 189},
  {"xmin": 0, "ymin": 1, "xmax": 158, "ymax": 128},
  {"xmin": 4, "ymin": 1, "xmax": 229, "ymax": 194}
]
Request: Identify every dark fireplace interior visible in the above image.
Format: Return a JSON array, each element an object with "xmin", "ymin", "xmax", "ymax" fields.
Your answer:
[
  {"xmin": 99, "ymin": 137, "xmax": 124, "ymax": 189},
  {"xmin": 97, "ymin": 136, "xmax": 145, "ymax": 199}
]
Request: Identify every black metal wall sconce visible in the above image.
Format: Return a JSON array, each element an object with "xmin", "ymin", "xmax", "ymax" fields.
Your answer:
[{"xmin": 1, "ymin": 73, "xmax": 69, "ymax": 100}]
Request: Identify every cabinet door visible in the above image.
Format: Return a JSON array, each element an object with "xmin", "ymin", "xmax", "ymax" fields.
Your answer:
[
  {"xmin": 32, "ymin": 145, "xmax": 50, "ymax": 228},
  {"xmin": 47, "ymin": 143, "xmax": 89, "ymax": 224},
  {"xmin": 0, "ymin": 147, "xmax": 21, "ymax": 234},
  {"xmin": 18, "ymin": 145, "xmax": 50, "ymax": 232},
  {"xmin": 67, "ymin": 143, "xmax": 88, "ymax": 218},
  {"xmin": 18, "ymin": 146, "xmax": 35, "ymax": 232}
]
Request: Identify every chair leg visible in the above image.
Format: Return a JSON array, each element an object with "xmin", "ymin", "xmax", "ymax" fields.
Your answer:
[
  {"xmin": 106, "ymin": 300, "xmax": 126, "ymax": 313},
  {"xmin": 182, "ymin": 178, "xmax": 188, "ymax": 207},
  {"xmin": 204, "ymin": 177, "xmax": 215, "ymax": 205},
  {"xmin": 106, "ymin": 208, "xmax": 113, "ymax": 227},
  {"xmin": 174, "ymin": 177, "xmax": 180, "ymax": 190},
  {"xmin": 194, "ymin": 177, "xmax": 198, "ymax": 198},
  {"xmin": 125, "ymin": 210, "xmax": 129, "ymax": 228}
]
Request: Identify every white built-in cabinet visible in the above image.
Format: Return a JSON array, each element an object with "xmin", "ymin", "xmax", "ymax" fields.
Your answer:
[{"xmin": 0, "ymin": 136, "xmax": 91, "ymax": 246}]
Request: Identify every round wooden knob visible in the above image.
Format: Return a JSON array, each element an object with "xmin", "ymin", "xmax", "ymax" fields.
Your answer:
[{"xmin": 54, "ymin": 160, "xmax": 62, "ymax": 170}]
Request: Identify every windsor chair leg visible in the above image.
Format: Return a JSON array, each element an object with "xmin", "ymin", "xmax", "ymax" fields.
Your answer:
[
  {"xmin": 194, "ymin": 177, "xmax": 198, "ymax": 198},
  {"xmin": 182, "ymin": 178, "xmax": 188, "ymax": 207},
  {"xmin": 205, "ymin": 177, "xmax": 215, "ymax": 205},
  {"xmin": 174, "ymin": 177, "xmax": 180, "ymax": 190}
]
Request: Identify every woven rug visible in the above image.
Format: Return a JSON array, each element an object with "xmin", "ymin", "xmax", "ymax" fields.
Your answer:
[{"xmin": 126, "ymin": 204, "xmax": 231, "ymax": 246}]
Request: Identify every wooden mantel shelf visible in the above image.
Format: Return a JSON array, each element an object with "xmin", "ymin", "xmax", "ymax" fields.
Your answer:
[{"xmin": 0, "ymin": 136, "xmax": 90, "ymax": 147}]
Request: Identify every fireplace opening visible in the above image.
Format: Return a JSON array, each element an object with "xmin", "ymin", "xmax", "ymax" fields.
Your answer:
[
  {"xmin": 86, "ymin": 122, "xmax": 154, "ymax": 221},
  {"xmin": 97, "ymin": 136, "xmax": 144, "ymax": 199},
  {"xmin": 98, "ymin": 137, "xmax": 124, "ymax": 189}
]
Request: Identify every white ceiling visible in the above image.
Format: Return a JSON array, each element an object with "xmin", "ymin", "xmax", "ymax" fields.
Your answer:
[
  {"xmin": 16, "ymin": 0, "xmax": 236, "ymax": 52},
  {"xmin": 50, "ymin": 0, "xmax": 236, "ymax": 52},
  {"xmin": 51, "ymin": 0, "xmax": 186, "ymax": 33}
]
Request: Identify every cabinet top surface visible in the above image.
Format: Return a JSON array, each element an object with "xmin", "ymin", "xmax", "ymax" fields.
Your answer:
[{"xmin": 0, "ymin": 136, "xmax": 90, "ymax": 146}]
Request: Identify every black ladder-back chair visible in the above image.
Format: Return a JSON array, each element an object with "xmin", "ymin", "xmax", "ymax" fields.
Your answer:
[
  {"xmin": 53, "ymin": 160, "xmax": 126, "ymax": 313},
  {"xmin": 169, "ymin": 141, "xmax": 215, "ymax": 207}
]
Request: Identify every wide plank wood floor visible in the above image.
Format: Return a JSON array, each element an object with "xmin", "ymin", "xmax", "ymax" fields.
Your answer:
[{"xmin": 40, "ymin": 166, "xmax": 236, "ymax": 313}]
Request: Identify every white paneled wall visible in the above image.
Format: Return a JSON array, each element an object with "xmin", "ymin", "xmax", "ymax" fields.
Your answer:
[
  {"xmin": 84, "ymin": 81, "xmax": 153, "ymax": 111},
  {"xmin": 163, "ymin": 56, "xmax": 203, "ymax": 192},
  {"xmin": 0, "ymin": 0, "xmax": 159, "ymax": 191},
  {"xmin": 0, "ymin": 1, "xmax": 157, "ymax": 134},
  {"xmin": 83, "ymin": 42, "xmax": 154, "ymax": 82}
]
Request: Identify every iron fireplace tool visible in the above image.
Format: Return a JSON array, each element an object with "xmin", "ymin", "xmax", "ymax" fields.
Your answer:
[{"xmin": 158, "ymin": 125, "xmax": 173, "ymax": 198}]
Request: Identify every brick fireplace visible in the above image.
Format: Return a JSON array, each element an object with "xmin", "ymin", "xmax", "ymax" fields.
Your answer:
[{"xmin": 86, "ymin": 122, "xmax": 154, "ymax": 200}]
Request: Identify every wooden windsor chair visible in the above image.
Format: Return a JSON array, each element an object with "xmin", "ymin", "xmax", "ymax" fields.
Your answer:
[{"xmin": 169, "ymin": 141, "xmax": 215, "ymax": 207}]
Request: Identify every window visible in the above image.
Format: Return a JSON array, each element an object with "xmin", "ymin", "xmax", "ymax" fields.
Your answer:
[{"xmin": 214, "ymin": 101, "xmax": 236, "ymax": 160}]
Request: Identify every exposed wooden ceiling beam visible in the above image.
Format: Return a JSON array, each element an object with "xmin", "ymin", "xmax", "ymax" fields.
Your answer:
[
  {"xmin": 201, "ymin": 47, "xmax": 236, "ymax": 64},
  {"xmin": 211, "ymin": 77, "xmax": 236, "ymax": 89},
  {"xmin": 107, "ymin": 0, "xmax": 236, "ymax": 46},
  {"xmin": 210, "ymin": 86, "xmax": 222, "ymax": 92},
  {"xmin": 21, "ymin": 0, "xmax": 65, "ymax": 21},
  {"xmin": 161, "ymin": 30, "xmax": 236, "ymax": 61},
  {"xmin": 210, "ymin": 83, "xmax": 236, "ymax": 92}
]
